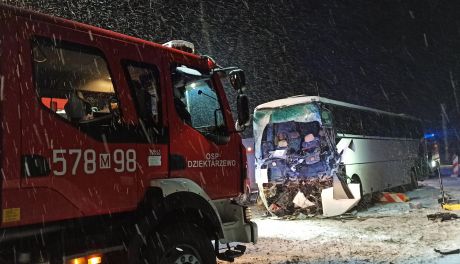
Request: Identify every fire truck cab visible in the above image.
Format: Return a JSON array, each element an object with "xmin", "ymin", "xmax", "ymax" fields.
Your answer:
[{"xmin": 0, "ymin": 4, "xmax": 256, "ymax": 264}]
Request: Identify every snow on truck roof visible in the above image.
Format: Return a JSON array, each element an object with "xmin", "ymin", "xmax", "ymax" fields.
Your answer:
[
  {"xmin": 0, "ymin": 4, "xmax": 203, "ymax": 61},
  {"xmin": 255, "ymin": 95, "xmax": 417, "ymax": 120}
]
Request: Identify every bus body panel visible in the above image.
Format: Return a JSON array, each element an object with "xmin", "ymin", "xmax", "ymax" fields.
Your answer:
[
  {"xmin": 338, "ymin": 136, "xmax": 418, "ymax": 194},
  {"xmin": 337, "ymin": 137, "xmax": 418, "ymax": 194}
]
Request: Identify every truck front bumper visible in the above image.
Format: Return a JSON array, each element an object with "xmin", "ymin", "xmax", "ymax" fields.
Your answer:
[
  {"xmin": 213, "ymin": 199, "xmax": 258, "ymax": 244},
  {"xmin": 221, "ymin": 218, "xmax": 257, "ymax": 244}
]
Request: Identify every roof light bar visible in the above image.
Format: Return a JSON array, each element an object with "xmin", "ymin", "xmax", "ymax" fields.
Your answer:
[{"xmin": 163, "ymin": 40, "xmax": 195, "ymax": 54}]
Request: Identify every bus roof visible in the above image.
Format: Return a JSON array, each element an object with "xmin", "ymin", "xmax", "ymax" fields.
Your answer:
[{"xmin": 255, "ymin": 95, "xmax": 418, "ymax": 120}]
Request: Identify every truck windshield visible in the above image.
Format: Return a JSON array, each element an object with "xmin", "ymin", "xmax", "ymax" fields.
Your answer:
[{"xmin": 172, "ymin": 66, "xmax": 226, "ymax": 136}]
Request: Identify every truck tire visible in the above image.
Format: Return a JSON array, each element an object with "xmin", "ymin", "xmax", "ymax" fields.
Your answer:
[{"xmin": 138, "ymin": 222, "xmax": 216, "ymax": 264}]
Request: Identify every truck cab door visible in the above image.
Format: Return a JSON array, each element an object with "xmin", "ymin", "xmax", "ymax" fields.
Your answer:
[
  {"xmin": 167, "ymin": 60, "xmax": 242, "ymax": 199},
  {"xmin": 17, "ymin": 23, "xmax": 147, "ymax": 223}
]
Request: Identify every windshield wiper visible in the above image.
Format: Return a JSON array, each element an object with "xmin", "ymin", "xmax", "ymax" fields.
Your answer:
[{"xmin": 197, "ymin": 89, "xmax": 217, "ymax": 101}]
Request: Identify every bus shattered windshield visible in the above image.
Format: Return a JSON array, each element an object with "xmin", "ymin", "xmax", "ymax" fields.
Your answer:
[{"xmin": 253, "ymin": 97, "xmax": 341, "ymax": 216}]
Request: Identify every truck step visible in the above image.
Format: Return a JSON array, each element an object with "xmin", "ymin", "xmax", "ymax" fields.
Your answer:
[
  {"xmin": 249, "ymin": 191, "xmax": 259, "ymax": 203},
  {"xmin": 216, "ymin": 244, "xmax": 246, "ymax": 262}
]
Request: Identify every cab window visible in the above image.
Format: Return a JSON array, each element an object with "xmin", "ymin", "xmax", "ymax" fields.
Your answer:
[
  {"xmin": 32, "ymin": 37, "xmax": 118, "ymax": 126},
  {"xmin": 124, "ymin": 61, "xmax": 160, "ymax": 126},
  {"xmin": 171, "ymin": 66, "xmax": 227, "ymax": 141}
]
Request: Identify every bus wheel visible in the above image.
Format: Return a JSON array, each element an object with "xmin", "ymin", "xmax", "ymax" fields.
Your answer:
[
  {"xmin": 139, "ymin": 222, "xmax": 216, "ymax": 264},
  {"xmin": 350, "ymin": 175, "xmax": 363, "ymax": 197},
  {"xmin": 350, "ymin": 175, "xmax": 373, "ymax": 210}
]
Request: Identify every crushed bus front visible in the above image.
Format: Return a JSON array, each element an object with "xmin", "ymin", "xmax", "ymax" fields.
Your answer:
[{"xmin": 253, "ymin": 96, "xmax": 360, "ymax": 217}]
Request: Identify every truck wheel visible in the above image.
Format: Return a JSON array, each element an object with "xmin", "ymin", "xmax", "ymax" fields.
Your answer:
[
  {"xmin": 350, "ymin": 175, "xmax": 363, "ymax": 197},
  {"xmin": 139, "ymin": 222, "xmax": 216, "ymax": 264}
]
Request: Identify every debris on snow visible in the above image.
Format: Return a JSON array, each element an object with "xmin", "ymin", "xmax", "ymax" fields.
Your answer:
[
  {"xmin": 434, "ymin": 248, "xmax": 460, "ymax": 255},
  {"xmin": 409, "ymin": 202, "xmax": 423, "ymax": 209},
  {"xmin": 292, "ymin": 190, "xmax": 315, "ymax": 209},
  {"xmin": 264, "ymin": 176, "xmax": 333, "ymax": 217},
  {"xmin": 427, "ymin": 212, "xmax": 459, "ymax": 222}
]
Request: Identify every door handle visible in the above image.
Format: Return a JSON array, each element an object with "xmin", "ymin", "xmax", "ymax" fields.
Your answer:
[{"xmin": 22, "ymin": 155, "xmax": 51, "ymax": 177}]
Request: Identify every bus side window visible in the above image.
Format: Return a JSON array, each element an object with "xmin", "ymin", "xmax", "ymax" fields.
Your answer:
[
  {"xmin": 362, "ymin": 111, "xmax": 388, "ymax": 137},
  {"xmin": 321, "ymin": 108, "xmax": 333, "ymax": 127},
  {"xmin": 409, "ymin": 119, "xmax": 423, "ymax": 138},
  {"xmin": 391, "ymin": 117, "xmax": 406, "ymax": 138},
  {"xmin": 379, "ymin": 114, "xmax": 392, "ymax": 137},
  {"xmin": 331, "ymin": 106, "xmax": 347, "ymax": 134},
  {"xmin": 364, "ymin": 112, "xmax": 373, "ymax": 136},
  {"xmin": 347, "ymin": 109, "xmax": 363, "ymax": 135}
]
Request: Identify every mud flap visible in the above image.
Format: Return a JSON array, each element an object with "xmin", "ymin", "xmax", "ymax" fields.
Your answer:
[
  {"xmin": 321, "ymin": 183, "xmax": 361, "ymax": 217},
  {"xmin": 332, "ymin": 174, "xmax": 354, "ymax": 199}
]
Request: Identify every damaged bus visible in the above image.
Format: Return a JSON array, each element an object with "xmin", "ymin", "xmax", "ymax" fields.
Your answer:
[{"xmin": 253, "ymin": 96, "xmax": 427, "ymax": 216}]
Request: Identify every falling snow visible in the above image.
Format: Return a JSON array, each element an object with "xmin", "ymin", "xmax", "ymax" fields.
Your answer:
[
  {"xmin": 2, "ymin": 1, "xmax": 460, "ymax": 263},
  {"xmin": 4, "ymin": 0, "xmax": 460, "ymax": 136}
]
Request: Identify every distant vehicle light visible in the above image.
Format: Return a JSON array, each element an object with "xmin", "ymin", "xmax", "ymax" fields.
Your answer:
[
  {"xmin": 424, "ymin": 133, "xmax": 435, "ymax": 139},
  {"xmin": 247, "ymin": 147, "xmax": 252, "ymax": 152},
  {"xmin": 88, "ymin": 256, "xmax": 102, "ymax": 264},
  {"xmin": 69, "ymin": 258, "xmax": 85, "ymax": 264},
  {"xmin": 68, "ymin": 254, "xmax": 102, "ymax": 264}
]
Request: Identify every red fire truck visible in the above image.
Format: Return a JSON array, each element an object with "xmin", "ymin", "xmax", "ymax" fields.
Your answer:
[{"xmin": 0, "ymin": 4, "xmax": 256, "ymax": 264}]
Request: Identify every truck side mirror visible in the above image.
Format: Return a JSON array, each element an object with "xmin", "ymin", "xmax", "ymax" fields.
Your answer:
[
  {"xmin": 237, "ymin": 93, "xmax": 250, "ymax": 128},
  {"xmin": 229, "ymin": 69, "xmax": 246, "ymax": 90}
]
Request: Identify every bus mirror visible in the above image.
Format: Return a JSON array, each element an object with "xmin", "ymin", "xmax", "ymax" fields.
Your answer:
[
  {"xmin": 229, "ymin": 69, "xmax": 246, "ymax": 90},
  {"xmin": 237, "ymin": 93, "xmax": 250, "ymax": 128}
]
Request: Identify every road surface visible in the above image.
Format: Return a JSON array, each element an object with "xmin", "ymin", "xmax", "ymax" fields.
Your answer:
[{"xmin": 224, "ymin": 177, "xmax": 460, "ymax": 264}]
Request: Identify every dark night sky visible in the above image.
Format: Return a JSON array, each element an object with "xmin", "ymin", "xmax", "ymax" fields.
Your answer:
[{"xmin": 5, "ymin": 0, "xmax": 460, "ymax": 134}]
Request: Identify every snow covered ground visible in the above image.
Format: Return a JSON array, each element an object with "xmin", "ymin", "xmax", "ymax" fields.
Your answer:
[{"xmin": 222, "ymin": 177, "xmax": 460, "ymax": 264}]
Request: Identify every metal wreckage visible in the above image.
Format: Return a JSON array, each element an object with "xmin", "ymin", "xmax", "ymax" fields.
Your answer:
[{"xmin": 253, "ymin": 97, "xmax": 361, "ymax": 217}]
